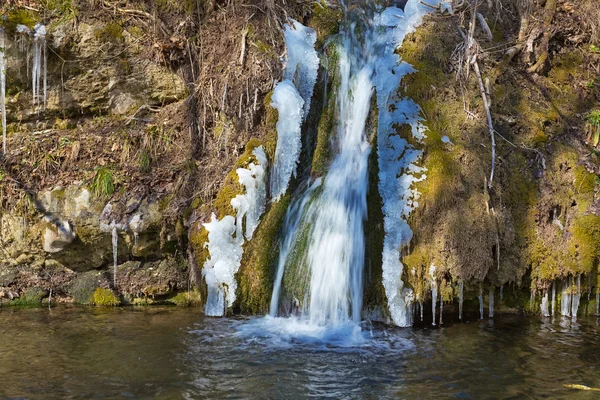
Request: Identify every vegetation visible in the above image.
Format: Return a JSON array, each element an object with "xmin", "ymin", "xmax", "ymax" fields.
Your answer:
[
  {"xmin": 92, "ymin": 288, "xmax": 120, "ymax": 306},
  {"xmin": 90, "ymin": 167, "xmax": 115, "ymax": 198}
]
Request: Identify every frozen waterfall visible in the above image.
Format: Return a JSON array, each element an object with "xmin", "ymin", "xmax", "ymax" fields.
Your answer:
[
  {"xmin": 202, "ymin": 146, "xmax": 268, "ymax": 316},
  {"xmin": 270, "ymin": 20, "xmax": 319, "ymax": 201},
  {"xmin": 267, "ymin": 0, "xmax": 439, "ymax": 330}
]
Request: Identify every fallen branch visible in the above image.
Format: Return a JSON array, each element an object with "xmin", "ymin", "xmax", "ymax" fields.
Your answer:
[{"xmin": 125, "ymin": 104, "xmax": 160, "ymax": 125}]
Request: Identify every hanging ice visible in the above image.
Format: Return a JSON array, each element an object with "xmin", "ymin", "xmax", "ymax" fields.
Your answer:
[
  {"xmin": 0, "ymin": 27, "xmax": 6, "ymax": 153},
  {"xmin": 269, "ymin": 19, "xmax": 319, "ymax": 201},
  {"xmin": 571, "ymin": 275, "xmax": 581, "ymax": 320},
  {"xmin": 112, "ymin": 226, "xmax": 118, "ymax": 286},
  {"xmin": 489, "ymin": 288, "xmax": 494, "ymax": 318},
  {"xmin": 551, "ymin": 281, "xmax": 556, "ymax": 316},
  {"xmin": 32, "ymin": 24, "xmax": 47, "ymax": 111},
  {"xmin": 458, "ymin": 281, "xmax": 464, "ymax": 320},
  {"xmin": 479, "ymin": 289, "xmax": 484, "ymax": 319},
  {"xmin": 540, "ymin": 290, "xmax": 550, "ymax": 317},
  {"xmin": 203, "ymin": 147, "xmax": 268, "ymax": 316},
  {"xmin": 231, "ymin": 147, "xmax": 268, "ymax": 240},
  {"xmin": 270, "ymin": 80, "xmax": 304, "ymax": 201},
  {"xmin": 283, "ymin": 20, "xmax": 319, "ymax": 117},
  {"xmin": 430, "ymin": 265, "xmax": 437, "ymax": 326},
  {"xmin": 561, "ymin": 278, "xmax": 572, "ymax": 317},
  {"xmin": 439, "ymin": 289, "xmax": 443, "ymax": 325},
  {"xmin": 374, "ymin": 1, "xmax": 439, "ymax": 327}
]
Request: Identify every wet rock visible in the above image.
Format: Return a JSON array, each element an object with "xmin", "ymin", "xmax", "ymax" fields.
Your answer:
[{"xmin": 43, "ymin": 219, "xmax": 76, "ymax": 253}]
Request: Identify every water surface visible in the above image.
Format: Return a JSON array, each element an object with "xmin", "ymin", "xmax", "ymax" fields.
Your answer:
[{"xmin": 1, "ymin": 307, "xmax": 599, "ymax": 399}]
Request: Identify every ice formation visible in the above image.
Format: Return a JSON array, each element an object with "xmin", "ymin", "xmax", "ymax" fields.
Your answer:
[
  {"xmin": 458, "ymin": 281, "xmax": 464, "ymax": 320},
  {"xmin": 283, "ymin": 20, "xmax": 319, "ymax": 116},
  {"xmin": 374, "ymin": 1, "xmax": 440, "ymax": 327},
  {"xmin": 561, "ymin": 278, "xmax": 572, "ymax": 317},
  {"xmin": 489, "ymin": 289, "xmax": 494, "ymax": 318},
  {"xmin": 32, "ymin": 24, "xmax": 47, "ymax": 111},
  {"xmin": 270, "ymin": 80, "xmax": 305, "ymax": 201},
  {"xmin": 0, "ymin": 28, "xmax": 6, "ymax": 153},
  {"xmin": 203, "ymin": 146, "xmax": 267, "ymax": 316},
  {"xmin": 551, "ymin": 281, "xmax": 556, "ymax": 316},
  {"xmin": 112, "ymin": 226, "xmax": 118, "ymax": 286},
  {"xmin": 478, "ymin": 287, "xmax": 484, "ymax": 319},
  {"xmin": 430, "ymin": 265, "xmax": 437, "ymax": 326},
  {"xmin": 571, "ymin": 275, "xmax": 581, "ymax": 320},
  {"xmin": 540, "ymin": 290, "xmax": 550, "ymax": 317},
  {"xmin": 269, "ymin": 20, "xmax": 319, "ymax": 201}
]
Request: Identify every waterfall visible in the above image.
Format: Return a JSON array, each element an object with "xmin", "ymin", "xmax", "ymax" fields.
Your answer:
[
  {"xmin": 459, "ymin": 281, "xmax": 464, "ymax": 320},
  {"xmin": 202, "ymin": 147, "xmax": 268, "ymax": 316},
  {"xmin": 0, "ymin": 27, "xmax": 6, "ymax": 153},
  {"xmin": 267, "ymin": 1, "xmax": 439, "ymax": 328},
  {"xmin": 32, "ymin": 24, "xmax": 47, "ymax": 111},
  {"xmin": 489, "ymin": 288, "xmax": 494, "ymax": 318},
  {"xmin": 500, "ymin": 284, "xmax": 503, "ymax": 302}
]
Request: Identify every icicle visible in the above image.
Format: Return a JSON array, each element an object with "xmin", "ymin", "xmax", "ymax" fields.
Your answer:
[
  {"xmin": 32, "ymin": 24, "xmax": 47, "ymax": 111},
  {"xmin": 439, "ymin": 290, "xmax": 443, "ymax": 325},
  {"xmin": 489, "ymin": 288, "xmax": 494, "ymax": 318},
  {"xmin": 500, "ymin": 284, "xmax": 503, "ymax": 302},
  {"xmin": 270, "ymin": 80, "xmax": 304, "ymax": 201},
  {"xmin": 551, "ymin": 281, "xmax": 556, "ymax": 316},
  {"xmin": 0, "ymin": 28, "xmax": 6, "ymax": 154},
  {"xmin": 479, "ymin": 288, "xmax": 484, "ymax": 319},
  {"xmin": 561, "ymin": 278, "xmax": 572, "ymax": 317},
  {"xmin": 571, "ymin": 275, "xmax": 581, "ymax": 321},
  {"xmin": 430, "ymin": 265, "xmax": 437, "ymax": 326},
  {"xmin": 112, "ymin": 225, "xmax": 118, "ymax": 287},
  {"xmin": 540, "ymin": 290, "xmax": 550, "ymax": 317},
  {"xmin": 459, "ymin": 281, "xmax": 464, "ymax": 320},
  {"xmin": 203, "ymin": 147, "xmax": 268, "ymax": 316},
  {"xmin": 419, "ymin": 299, "xmax": 424, "ymax": 322}
]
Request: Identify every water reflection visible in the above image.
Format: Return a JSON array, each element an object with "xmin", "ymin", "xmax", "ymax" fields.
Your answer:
[{"xmin": 0, "ymin": 308, "xmax": 599, "ymax": 399}]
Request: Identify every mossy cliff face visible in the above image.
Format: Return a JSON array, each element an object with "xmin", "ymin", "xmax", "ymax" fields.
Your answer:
[{"xmin": 397, "ymin": 2, "xmax": 600, "ymax": 315}]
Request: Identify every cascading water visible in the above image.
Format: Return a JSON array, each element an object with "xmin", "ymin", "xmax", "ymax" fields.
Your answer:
[
  {"xmin": 266, "ymin": 0, "xmax": 440, "ymax": 332},
  {"xmin": 489, "ymin": 288, "xmax": 494, "ymax": 318},
  {"xmin": 570, "ymin": 275, "xmax": 581, "ymax": 321},
  {"xmin": 112, "ymin": 225, "xmax": 118, "ymax": 286},
  {"xmin": 478, "ymin": 287, "xmax": 484, "ymax": 320},
  {"xmin": 551, "ymin": 281, "xmax": 556, "ymax": 316}
]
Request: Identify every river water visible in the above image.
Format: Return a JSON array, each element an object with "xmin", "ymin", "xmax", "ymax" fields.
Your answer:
[{"xmin": 0, "ymin": 307, "xmax": 599, "ymax": 399}]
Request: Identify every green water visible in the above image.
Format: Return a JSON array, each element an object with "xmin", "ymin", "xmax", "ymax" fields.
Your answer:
[{"xmin": 1, "ymin": 307, "xmax": 599, "ymax": 399}]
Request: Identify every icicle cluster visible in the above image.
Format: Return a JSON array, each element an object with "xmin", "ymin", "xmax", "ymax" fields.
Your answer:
[
  {"xmin": 373, "ymin": 0, "xmax": 440, "ymax": 327},
  {"xmin": 0, "ymin": 27, "xmax": 6, "ymax": 153},
  {"xmin": 203, "ymin": 147, "xmax": 268, "ymax": 316},
  {"xmin": 32, "ymin": 24, "xmax": 47, "ymax": 111},
  {"xmin": 270, "ymin": 20, "xmax": 319, "ymax": 201}
]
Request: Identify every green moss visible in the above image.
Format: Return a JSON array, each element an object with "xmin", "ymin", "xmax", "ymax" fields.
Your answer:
[
  {"xmin": 308, "ymin": 1, "xmax": 342, "ymax": 47},
  {"xmin": 236, "ymin": 194, "xmax": 291, "ymax": 314},
  {"xmin": 95, "ymin": 22, "xmax": 124, "ymax": 43},
  {"xmin": 312, "ymin": 90, "xmax": 335, "ymax": 176},
  {"xmin": 92, "ymin": 288, "xmax": 120, "ymax": 306},
  {"xmin": 167, "ymin": 289, "xmax": 203, "ymax": 306},
  {"xmin": 2, "ymin": 9, "xmax": 39, "ymax": 33},
  {"xmin": 9, "ymin": 287, "xmax": 46, "ymax": 307},
  {"xmin": 69, "ymin": 272, "xmax": 101, "ymax": 304}
]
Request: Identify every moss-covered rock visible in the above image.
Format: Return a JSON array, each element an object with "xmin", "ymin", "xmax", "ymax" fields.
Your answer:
[{"xmin": 92, "ymin": 288, "xmax": 120, "ymax": 306}]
